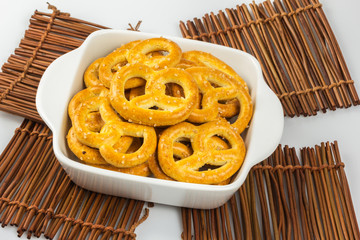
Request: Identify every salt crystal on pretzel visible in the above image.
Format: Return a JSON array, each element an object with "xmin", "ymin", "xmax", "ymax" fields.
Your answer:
[
  {"xmin": 110, "ymin": 63, "xmax": 198, "ymax": 126},
  {"xmin": 158, "ymin": 120, "xmax": 245, "ymax": 184}
]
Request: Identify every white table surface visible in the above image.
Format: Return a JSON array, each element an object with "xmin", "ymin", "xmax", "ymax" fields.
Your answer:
[{"xmin": 0, "ymin": 0, "xmax": 359, "ymax": 239}]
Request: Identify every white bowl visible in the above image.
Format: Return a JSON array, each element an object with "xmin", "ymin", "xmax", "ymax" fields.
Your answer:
[{"xmin": 36, "ymin": 29, "xmax": 283, "ymax": 209}]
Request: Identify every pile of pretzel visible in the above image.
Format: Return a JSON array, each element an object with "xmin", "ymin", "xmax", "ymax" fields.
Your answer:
[{"xmin": 67, "ymin": 37, "xmax": 253, "ymax": 185}]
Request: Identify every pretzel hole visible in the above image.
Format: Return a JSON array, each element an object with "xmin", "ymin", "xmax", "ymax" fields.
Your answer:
[
  {"xmin": 111, "ymin": 61, "xmax": 128, "ymax": 73},
  {"xmin": 209, "ymin": 81, "xmax": 221, "ymax": 88},
  {"xmin": 85, "ymin": 112, "xmax": 104, "ymax": 133},
  {"xmin": 173, "ymin": 137, "xmax": 194, "ymax": 161},
  {"xmin": 126, "ymin": 137, "xmax": 143, "ymax": 153},
  {"xmin": 146, "ymin": 50, "xmax": 169, "ymax": 58},
  {"xmin": 149, "ymin": 106, "xmax": 161, "ymax": 110},
  {"xmin": 209, "ymin": 135, "xmax": 231, "ymax": 150},
  {"xmin": 198, "ymin": 164, "xmax": 221, "ymax": 172},
  {"xmin": 165, "ymin": 83, "xmax": 184, "ymax": 98}
]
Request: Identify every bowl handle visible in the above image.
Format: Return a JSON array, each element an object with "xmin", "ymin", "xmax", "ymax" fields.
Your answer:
[
  {"xmin": 36, "ymin": 50, "xmax": 80, "ymax": 131},
  {"xmin": 244, "ymin": 81, "xmax": 284, "ymax": 165}
]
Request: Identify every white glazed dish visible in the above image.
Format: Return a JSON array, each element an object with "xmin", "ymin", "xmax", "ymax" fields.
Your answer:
[{"xmin": 36, "ymin": 29, "xmax": 283, "ymax": 209}]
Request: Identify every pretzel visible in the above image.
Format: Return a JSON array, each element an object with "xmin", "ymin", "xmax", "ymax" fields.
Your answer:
[
  {"xmin": 185, "ymin": 67, "xmax": 252, "ymax": 134},
  {"xmin": 72, "ymin": 94, "xmax": 133, "ymax": 149},
  {"xmin": 68, "ymin": 86, "xmax": 109, "ymax": 122},
  {"xmin": 182, "ymin": 50, "xmax": 248, "ymax": 90},
  {"xmin": 158, "ymin": 120, "xmax": 245, "ymax": 184},
  {"xmin": 150, "ymin": 137, "xmax": 230, "ymax": 182},
  {"xmin": 98, "ymin": 121, "xmax": 157, "ymax": 168},
  {"xmin": 127, "ymin": 38, "xmax": 182, "ymax": 70},
  {"xmin": 67, "ymin": 127, "xmax": 108, "ymax": 165},
  {"xmin": 69, "ymin": 131, "xmax": 151, "ymax": 176},
  {"xmin": 110, "ymin": 63, "xmax": 198, "ymax": 126}
]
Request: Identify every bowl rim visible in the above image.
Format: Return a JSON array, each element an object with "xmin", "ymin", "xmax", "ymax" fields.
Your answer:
[{"xmin": 37, "ymin": 29, "xmax": 284, "ymax": 196}]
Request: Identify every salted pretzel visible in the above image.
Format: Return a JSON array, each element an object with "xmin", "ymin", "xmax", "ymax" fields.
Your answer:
[
  {"xmin": 67, "ymin": 127, "xmax": 108, "ymax": 165},
  {"xmin": 182, "ymin": 50, "xmax": 248, "ymax": 90},
  {"xmin": 110, "ymin": 63, "xmax": 198, "ymax": 126},
  {"xmin": 98, "ymin": 121, "xmax": 156, "ymax": 168},
  {"xmin": 68, "ymin": 86, "xmax": 109, "ymax": 122},
  {"xmin": 72, "ymin": 93, "xmax": 133, "ymax": 149},
  {"xmin": 150, "ymin": 137, "xmax": 230, "ymax": 182},
  {"xmin": 158, "ymin": 120, "xmax": 245, "ymax": 184},
  {"xmin": 68, "ymin": 130, "xmax": 151, "ymax": 176},
  {"xmin": 96, "ymin": 137, "xmax": 151, "ymax": 176},
  {"xmin": 127, "ymin": 38, "xmax": 182, "ymax": 70},
  {"xmin": 186, "ymin": 67, "xmax": 252, "ymax": 134},
  {"xmin": 99, "ymin": 49, "xmax": 144, "ymax": 88}
]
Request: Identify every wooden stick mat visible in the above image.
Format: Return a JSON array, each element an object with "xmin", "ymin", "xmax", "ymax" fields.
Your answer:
[
  {"xmin": 181, "ymin": 141, "xmax": 360, "ymax": 239},
  {"xmin": 0, "ymin": 4, "xmax": 109, "ymax": 123},
  {"xmin": 0, "ymin": 3, "xmax": 359, "ymax": 240},
  {"xmin": 179, "ymin": 0, "xmax": 360, "ymax": 117},
  {"xmin": 0, "ymin": 119, "xmax": 149, "ymax": 239}
]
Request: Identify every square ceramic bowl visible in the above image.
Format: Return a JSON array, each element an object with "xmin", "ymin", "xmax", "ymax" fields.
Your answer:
[{"xmin": 36, "ymin": 29, "xmax": 283, "ymax": 209}]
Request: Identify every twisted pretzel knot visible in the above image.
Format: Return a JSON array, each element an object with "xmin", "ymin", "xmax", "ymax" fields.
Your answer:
[
  {"xmin": 158, "ymin": 120, "xmax": 245, "ymax": 184},
  {"xmin": 110, "ymin": 63, "xmax": 199, "ymax": 126},
  {"xmin": 67, "ymin": 128, "xmax": 151, "ymax": 176},
  {"xmin": 186, "ymin": 67, "xmax": 252, "ymax": 134},
  {"xmin": 99, "ymin": 121, "xmax": 157, "ymax": 168},
  {"xmin": 127, "ymin": 37, "xmax": 182, "ymax": 70},
  {"xmin": 149, "ymin": 137, "xmax": 231, "ymax": 185}
]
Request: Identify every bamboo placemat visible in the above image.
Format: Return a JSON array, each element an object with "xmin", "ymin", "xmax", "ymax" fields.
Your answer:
[
  {"xmin": 182, "ymin": 141, "xmax": 360, "ymax": 239},
  {"xmin": 179, "ymin": 0, "xmax": 360, "ymax": 117},
  {"xmin": 0, "ymin": 4, "xmax": 109, "ymax": 123},
  {"xmin": 0, "ymin": 119, "xmax": 149, "ymax": 239},
  {"xmin": 0, "ymin": 3, "xmax": 359, "ymax": 240}
]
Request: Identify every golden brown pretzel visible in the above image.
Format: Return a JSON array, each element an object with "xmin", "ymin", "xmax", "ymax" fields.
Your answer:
[
  {"xmin": 158, "ymin": 120, "xmax": 245, "ymax": 184},
  {"xmin": 182, "ymin": 50, "xmax": 248, "ymax": 90},
  {"xmin": 68, "ymin": 86, "xmax": 109, "ymax": 123},
  {"xmin": 186, "ymin": 67, "xmax": 252, "ymax": 134},
  {"xmin": 67, "ymin": 127, "xmax": 108, "ymax": 165},
  {"xmin": 72, "ymin": 94, "xmax": 133, "ymax": 149},
  {"xmin": 127, "ymin": 38, "xmax": 182, "ymax": 70},
  {"xmin": 110, "ymin": 63, "xmax": 198, "ymax": 126},
  {"xmin": 85, "ymin": 137, "xmax": 151, "ymax": 177},
  {"xmin": 98, "ymin": 49, "xmax": 130, "ymax": 88},
  {"xmin": 98, "ymin": 121, "xmax": 157, "ymax": 168},
  {"xmin": 98, "ymin": 40, "xmax": 147, "ymax": 89},
  {"xmin": 149, "ymin": 141, "xmax": 192, "ymax": 181}
]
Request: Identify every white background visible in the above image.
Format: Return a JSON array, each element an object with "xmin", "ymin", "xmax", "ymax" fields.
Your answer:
[{"xmin": 0, "ymin": 0, "xmax": 359, "ymax": 239}]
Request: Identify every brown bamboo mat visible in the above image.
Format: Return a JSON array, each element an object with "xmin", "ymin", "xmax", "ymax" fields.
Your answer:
[
  {"xmin": 179, "ymin": 0, "xmax": 360, "ymax": 117},
  {"xmin": 0, "ymin": 5, "xmax": 109, "ymax": 123},
  {"xmin": 182, "ymin": 141, "xmax": 360, "ymax": 239},
  {"xmin": 0, "ymin": 119, "xmax": 149, "ymax": 239}
]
